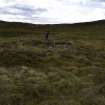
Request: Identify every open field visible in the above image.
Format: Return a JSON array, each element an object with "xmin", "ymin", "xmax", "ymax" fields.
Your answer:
[{"xmin": 0, "ymin": 20, "xmax": 105, "ymax": 105}]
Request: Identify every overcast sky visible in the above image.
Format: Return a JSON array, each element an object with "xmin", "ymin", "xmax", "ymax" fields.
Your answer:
[{"xmin": 0, "ymin": 0, "xmax": 105, "ymax": 24}]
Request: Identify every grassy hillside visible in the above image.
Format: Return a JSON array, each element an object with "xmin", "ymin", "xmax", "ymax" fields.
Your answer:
[{"xmin": 0, "ymin": 20, "xmax": 105, "ymax": 105}]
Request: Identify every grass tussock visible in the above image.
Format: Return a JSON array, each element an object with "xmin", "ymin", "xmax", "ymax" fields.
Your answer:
[{"xmin": 0, "ymin": 20, "xmax": 105, "ymax": 105}]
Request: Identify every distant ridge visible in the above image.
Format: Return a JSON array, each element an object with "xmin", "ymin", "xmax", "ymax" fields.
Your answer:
[
  {"xmin": 0, "ymin": 19, "xmax": 105, "ymax": 26},
  {"xmin": 0, "ymin": 19, "xmax": 105, "ymax": 36}
]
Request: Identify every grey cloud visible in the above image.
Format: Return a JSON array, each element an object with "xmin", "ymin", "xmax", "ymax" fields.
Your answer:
[
  {"xmin": 11, "ymin": 4, "xmax": 47, "ymax": 14},
  {"xmin": 0, "ymin": 4, "xmax": 47, "ymax": 18},
  {"xmin": 0, "ymin": 3, "xmax": 49, "ymax": 24},
  {"xmin": 79, "ymin": 0, "xmax": 105, "ymax": 9},
  {"xmin": 95, "ymin": 0, "xmax": 105, "ymax": 2}
]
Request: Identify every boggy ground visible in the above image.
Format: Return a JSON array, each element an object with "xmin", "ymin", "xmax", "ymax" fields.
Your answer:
[{"xmin": 0, "ymin": 36, "xmax": 105, "ymax": 105}]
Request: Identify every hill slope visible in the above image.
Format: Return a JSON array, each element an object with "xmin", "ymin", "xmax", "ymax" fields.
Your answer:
[
  {"xmin": 0, "ymin": 19, "xmax": 105, "ymax": 39},
  {"xmin": 0, "ymin": 20, "xmax": 105, "ymax": 105}
]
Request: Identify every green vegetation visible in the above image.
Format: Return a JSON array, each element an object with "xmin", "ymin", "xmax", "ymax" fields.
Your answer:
[{"xmin": 0, "ymin": 20, "xmax": 105, "ymax": 105}]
